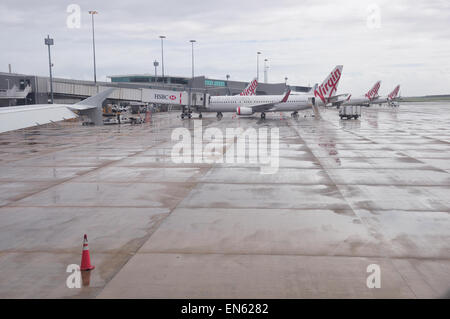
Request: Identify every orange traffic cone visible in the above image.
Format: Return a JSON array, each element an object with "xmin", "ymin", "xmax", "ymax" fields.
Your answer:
[{"xmin": 80, "ymin": 234, "xmax": 95, "ymax": 271}]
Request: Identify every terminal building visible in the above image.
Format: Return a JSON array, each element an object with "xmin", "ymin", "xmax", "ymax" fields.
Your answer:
[
  {"xmin": 108, "ymin": 74, "xmax": 310, "ymax": 96},
  {"xmin": 0, "ymin": 71, "xmax": 311, "ymax": 107}
]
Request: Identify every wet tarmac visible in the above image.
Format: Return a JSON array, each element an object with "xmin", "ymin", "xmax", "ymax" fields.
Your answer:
[{"xmin": 0, "ymin": 102, "xmax": 449, "ymax": 298}]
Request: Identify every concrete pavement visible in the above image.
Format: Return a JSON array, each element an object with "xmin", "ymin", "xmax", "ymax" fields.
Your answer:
[{"xmin": 0, "ymin": 104, "xmax": 449, "ymax": 298}]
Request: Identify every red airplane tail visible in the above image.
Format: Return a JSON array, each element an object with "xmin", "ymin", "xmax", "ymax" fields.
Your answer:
[
  {"xmin": 388, "ymin": 85, "xmax": 400, "ymax": 100},
  {"xmin": 365, "ymin": 81, "xmax": 381, "ymax": 100},
  {"xmin": 240, "ymin": 78, "xmax": 258, "ymax": 96},
  {"xmin": 313, "ymin": 65, "xmax": 344, "ymax": 104}
]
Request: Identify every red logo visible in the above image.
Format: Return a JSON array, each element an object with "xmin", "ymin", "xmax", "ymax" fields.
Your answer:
[
  {"xmin": 169, "ymin": 95, "xmax": 176, "ymax": 100},
  {"xmin": 388, "ymin": 85, "xmax": 400, "ymax": 100},
  {"xmin": 240, "ymin": 79, "xmax": 258, "ymax": 96},
  {"xmin": 314, "ymin": 68, "xmax": 342, "ymax": 104},
  {"xmin": 365, "ymin": 81, "xmax": 380, "ymax": 100}
]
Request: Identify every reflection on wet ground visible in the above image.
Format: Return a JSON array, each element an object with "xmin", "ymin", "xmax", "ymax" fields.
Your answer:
[{"xmin": 0, "ymin": 103, "xmax": 449, "ymax": 298}]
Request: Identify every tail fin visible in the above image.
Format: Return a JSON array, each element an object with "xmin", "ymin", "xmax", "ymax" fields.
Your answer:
[
  {"xmin": 240, "ymin": 78, "xmax": 258, "ymax": 96},
  {"xmin": 314, "ymin": 65, "xmax": 343, "ymax": 104},
  {"xmin": 281, "ymin": 89, "xmax": 291, "ymax": 103},
  {"xmin": 388, "ymin": 85, "xmax": 400, "ymax": 100},
  {"xmin": 365, "ymin": 81, "xmax": 381, "ymax": 100}
]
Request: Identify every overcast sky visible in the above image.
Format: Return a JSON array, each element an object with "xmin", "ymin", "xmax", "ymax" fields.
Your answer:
[{"xmin": 1, "ymin": 0, "xmax": 449, "ymax": 96}]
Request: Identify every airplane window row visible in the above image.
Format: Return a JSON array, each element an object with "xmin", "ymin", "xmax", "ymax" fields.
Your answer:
[{"xmin": 215, "ymin": 99, "xmax": 297, "ymax": 104}]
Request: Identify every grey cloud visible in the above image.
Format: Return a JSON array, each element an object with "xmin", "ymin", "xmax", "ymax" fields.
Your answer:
[{"xmin": 0, "ymin": 0, "xmax": 449, "ymax": 95}]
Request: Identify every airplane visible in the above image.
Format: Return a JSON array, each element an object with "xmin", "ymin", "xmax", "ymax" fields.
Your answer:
[
  {"xmin": 194, "ymin": 65, "xmax": 344, "ymax": 120},
  {"xmin": 0, "ymin": 88, "xmax": 115, "ymax": 134},
  {"xmin": 182, "ymin": 78, "xmax": 258, "ymax": 119},
  {"xmin": 288, "ymin": 84, "xmax": 349, "ymax": 110},
  {"xmin": 372, "ymin": 85, "xmax": 401, "ymax": 107},
  {"xmin": 340, "ymin": 81, "xmax": 381, "ymax": 107}
]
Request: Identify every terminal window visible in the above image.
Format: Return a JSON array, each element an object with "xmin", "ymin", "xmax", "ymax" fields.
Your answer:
[{"xmin": 205, "ymin": 80, "xmax": 226, "ymax": 87}]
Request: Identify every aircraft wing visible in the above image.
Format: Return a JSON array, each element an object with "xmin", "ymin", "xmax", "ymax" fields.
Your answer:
[
  {"xmin": 325, "ymin": 93, "xmax": 349, "ymax": 103},
  {"xmin": 0, "ymin": 88, "xmax": 115, "ymax": 134},
  {"xmin": 251, "ymin": 90, "xmax": 291, "ymax": 113},
  {"xmin": 0, "ymin": 104, "xmax": 78, "ymax": 134}
]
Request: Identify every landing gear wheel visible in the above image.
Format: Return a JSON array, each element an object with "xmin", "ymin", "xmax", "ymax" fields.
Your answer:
[
  {"xmin": 181, "ymin": 113, "xmax": 185, "ymax": 119},
  {"xmin": 291, "ymin": 112, "xmax": 299, "ymax": 119},
  {"xmin": 199, "ymin": 113, "xmax": 202, "ymax": 119},
  {"xmin": 261, "ymin": 112, "xmax": 266, "ymax": 119},
  {"xmin": 216, "ymin": 112, "xmax": 223, "ymax": 120},
  {"xmin": 188, "ymin": 113, "xmax": 192, "ymax": 119}
]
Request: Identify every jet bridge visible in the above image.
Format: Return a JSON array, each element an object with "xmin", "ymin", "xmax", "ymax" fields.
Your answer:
[
  {"xmin": 0, "ymin": 85, "xmax": 32, "ymax": 100},
  {"xmin": 191, "ymin": 92, "xmax": 210, "ymax": 110},
  {"xmin": 180, "ymin": 92, "xmax": 210, "ymax": 119}
]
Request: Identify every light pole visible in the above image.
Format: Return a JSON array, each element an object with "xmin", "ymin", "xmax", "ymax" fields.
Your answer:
[
  {"xmin": 159, "ymin": 35, "xmax": 166, "ymax": 84},
  {"xmin": 189, "ymin": 40, "xmax": 196, "ymax": 113},
  {"xmin": 256, "ymin": 51, "xmax": 261, "ymax": 81},
  {"xmin": 264, "ymin": 58, "xmax": 268, "ymax": 83},
  {"xmin": 88, "ymin": 10, "xmax": 98, "ymax": 85},
  {"xmin": 44, "ymin": 35, "xmax": 54, "ymax": 104},
  {"xmin": 190, "ymin": 40, "xmax": 196, "ymax": 79}
]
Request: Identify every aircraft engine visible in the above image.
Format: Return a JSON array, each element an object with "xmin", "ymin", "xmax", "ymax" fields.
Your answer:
[{"xmin": 236, "ymin": 107, "xmax": 253, "ymax": 115}]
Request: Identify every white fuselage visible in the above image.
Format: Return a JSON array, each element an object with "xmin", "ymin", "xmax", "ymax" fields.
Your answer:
[
  {"xmin": 371, "ymin": 96, "xmax": 395, "ymax": 105},
  {"xmin": 343, "ymin": 96, "xmax": 372, "ymax": 106},
  {"xmin": 204, "ymin": 94, "xmax": 319, "ymax": 113}
]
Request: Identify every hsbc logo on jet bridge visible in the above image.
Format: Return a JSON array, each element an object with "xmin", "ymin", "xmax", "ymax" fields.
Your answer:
[{"xmin": 154, "ymin": 94, "xmax": 177, "ymax": 100}]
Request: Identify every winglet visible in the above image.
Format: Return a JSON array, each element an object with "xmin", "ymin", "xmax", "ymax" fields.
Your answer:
[
  {"xmin": 281, "ymin": 90, "xmax": 291, "ymax": 103},
  {"xmin": 68, "ymin": 87, "xmax": 116, "ymax": 126},
  {"xmin": 70, "ymin": 87, "xmax": 116, "ymax": 111}
]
